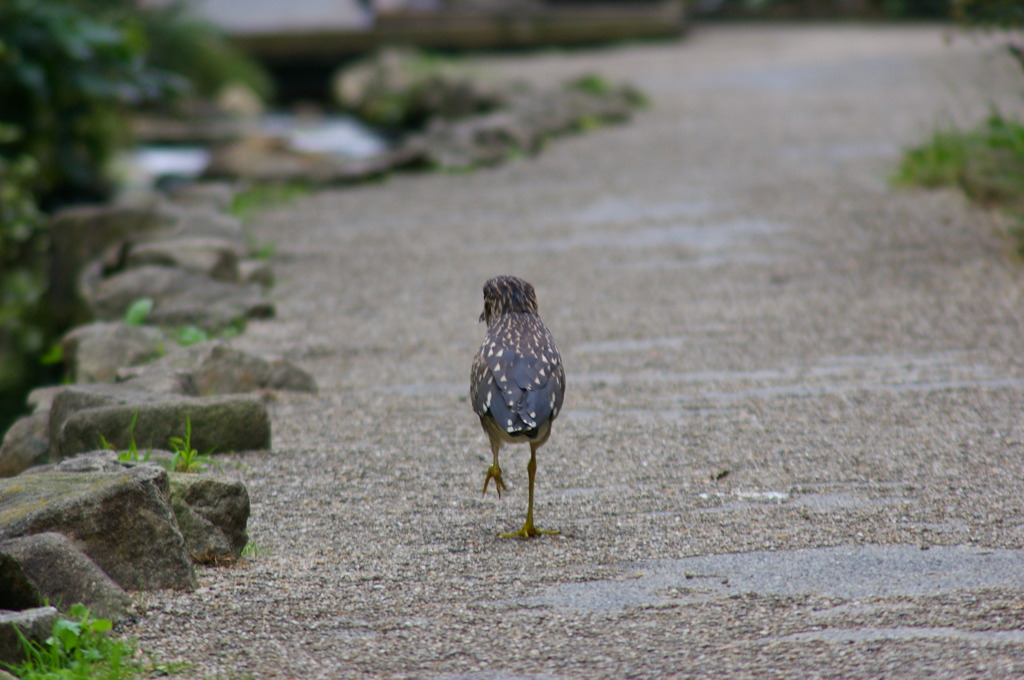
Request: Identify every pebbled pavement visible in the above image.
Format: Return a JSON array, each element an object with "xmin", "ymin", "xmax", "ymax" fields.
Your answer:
[{"xmin": 124, "ymin": 24, "xmax": 1024, "ymax": 679}]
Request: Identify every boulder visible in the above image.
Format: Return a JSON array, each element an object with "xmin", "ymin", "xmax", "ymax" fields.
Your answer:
[
  {"xmin": 62, "ymin": 322, "xmax": 166, "ymax": 384},
  {"xmin": 125, "ymin": 237, "xmax": 241, "ymax": 282},
  {"xmin": 409, "ymin": 109, "xmax": 543, "ymax": 170},
  {"xmin": 52, "ymin": 392, "xmax": 271, "ymax": 459},
  {"xmin": 0, "ymin": 465, "xmax": 196, "ymax": 591},
  {"xmin": 169, "ymin": 474, "xmax": 250, "ymax": 564},
  {"xmin": 116, "ymin": 367, "xmax": 199, "ymax": 396},
  {"xmin": 0, "ymin": 413, "xmax": 50, "ymax": 478},
  {"xmin": 332, "ymin": 46, "xmax": 499, "ymax": 130},
  {"xmin": 0, "ymin": 607, "xmax": 59, "ymax": 667},
  {"xmin": 163, "ymin": 181, "xmax": 237, "ymax": 213},
  {"xmin": 151, "ymin": 342, "xmax": 316, "ymax": 395},
  {"xmin": 80, "ymin": 264, "xmax": 273, "ymax": 332},
  {"xmin": 238, "ymin": 259, "xmax": 275, "ymax": 287},
  {"xmin": 203, "ymin": 134, "xmax": 418, "ymax": 184},
  {"xmin": 0, "ymin": 552, "xmax": 40, "ymax": 611},
  {"xmin": 0, "ymin": 533, "xmax": 132, "ymax": 622},
  {"xmin": 47, "ymin": 385, "xmax": 172, "ymax": 454},
  {"xmin": 47, "ymin": 203, "xmax": 179, "ymax": 328}
]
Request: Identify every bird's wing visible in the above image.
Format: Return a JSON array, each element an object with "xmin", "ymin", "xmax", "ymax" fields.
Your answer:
[{"xmin": 472, "ymin": 317, "xmax": 564, "ymax": 435}]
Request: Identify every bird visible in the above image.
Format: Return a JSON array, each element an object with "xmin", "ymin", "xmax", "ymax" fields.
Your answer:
[{"xmin": 470, "ymin": 275, "xmax": 565, "ymax": 538}]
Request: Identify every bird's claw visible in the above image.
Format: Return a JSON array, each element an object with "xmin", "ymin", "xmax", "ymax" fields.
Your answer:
[
  {"xmin": 482, "ymin": 465, "xmax": 507, "ymax": 497},
  {"xmin": 500, "ymin": 522, "xmax": 559, "ymax": 539}
]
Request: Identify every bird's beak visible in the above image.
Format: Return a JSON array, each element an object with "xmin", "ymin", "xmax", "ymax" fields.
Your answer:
[{"xmin": 478, "ymin": 312, "xmax": 485, "ymax": 323}]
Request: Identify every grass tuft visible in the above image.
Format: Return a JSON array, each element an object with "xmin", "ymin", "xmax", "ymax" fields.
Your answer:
[
  {"xmin": 2, "ymin": 603, "xmax": 144, "ymax": 680},
  {"xmin": 895, "ymin": 109, "xmax": 1024, "ymax": 253}
]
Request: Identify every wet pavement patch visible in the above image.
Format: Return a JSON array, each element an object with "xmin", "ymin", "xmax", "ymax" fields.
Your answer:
[{"xmin": 513, "ymin": 544, "xmax": 1024, "ymax": 612}]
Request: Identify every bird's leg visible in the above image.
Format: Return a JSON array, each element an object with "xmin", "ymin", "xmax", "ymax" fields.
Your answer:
[
  {"xmin": 501, "ymin": 444, "xmax": 558, "ymax": 539},
  {"xmin": 482, "ymin": 437, "xmax": 506, "ymax": 497}
]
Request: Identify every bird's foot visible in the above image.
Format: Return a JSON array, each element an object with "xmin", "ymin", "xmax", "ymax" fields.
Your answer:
[
  {"xmin": 482, "ymin": 465, "xmax": 507, "ymax": 497},
  {"xmin": 500, "ymin": 521, "xmax": 558, "ymax": 539}
]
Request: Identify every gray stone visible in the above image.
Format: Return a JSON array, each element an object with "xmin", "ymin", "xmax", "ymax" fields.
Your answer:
[
  {"xmin": 0, "ymin": 414, "xmax": 50, "ymax": 478},
  {"xmin": 43, "ymin": 449, "xmax": 126, "ymax": 473},
  {"xmin": 0, "ymin": 607, "xmax": 59, "ymax": 667},
  {"xmin": 47, "ymin": 385, "xmax": 172, "ymax": 456},
  {"xmin": 47, "ymin": 203, "xmax": 178, "ymax": 328},
  {"xmin": 25, "ymin": 386, "xmax": 63, "ymax": 414},
  {"xmin": 0, "ymin": 552, "xmax": 41, "ymax": 611},
  {"xmin": 126, "ymin": 237, "xmax": 241, "ymax": 282},
  {"xmin": 0, "ymin": 533, "xmax": 132, "ymax": 622},
  {"xmin": 265, "ymin": 357, "xmax": 319, "ymax": 393},
  {"xmin": 116, "ymin": 367, "xmax": 199, "ymax": 396},
  {"xmin": 154, "ymin": 342, "xmax": 316, "ymax": 395},
  {"xmin": 163, "ymin": 182, "xmax": 237, "ymax": 212},
  {"xmin": 62, "ymin": 322, "xmax": 166, "ymax": 384},
  {"xmin": 332, "ymin": 46, "xmax": 499, "ymax": 130},
  {"xmin": 81, "ymin": 265, "xmax": 273, "ymax": 332},
  {"xmin": 54, "ymin": 394, "xmax": 271, "ymax": 459},
  {"xmin": 0, "ymin": 465, "xmax": 195, "ymax": 591},
  {"xmin": 410, "ymin": 110, "xmax": 543, "ymax": 170},
  {"xmin": 238, "ymin": 259, "xmax": 275, "ymax": 287},
  {"xmin": 202, "ymin": 134, "xmax": 416, "ymax": 184},
  {"xmin": 169, "ymin": 474, "xmax": 250, "ymax": 564}
]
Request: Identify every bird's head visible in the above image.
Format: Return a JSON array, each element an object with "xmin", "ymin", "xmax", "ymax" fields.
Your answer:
[{"xmin": 479, "ymin": 275, "xmax": 539, "ymax": 324}]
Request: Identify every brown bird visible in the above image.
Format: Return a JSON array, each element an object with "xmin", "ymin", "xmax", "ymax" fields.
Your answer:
[{"xmin": 470, "ymin": 275, "xmax": 565, "ymax": 538}]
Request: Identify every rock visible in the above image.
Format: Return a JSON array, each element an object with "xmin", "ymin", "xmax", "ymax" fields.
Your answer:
[
  {"xmin": 125, "ymin": 237, "xmax": 241, "ymax": 282},
  {"xmin": 53, "ymin": 392, "xmax": 272, "ymax": 459},
  {"xmin": 116, "ymin": 367, "xmax": 199, "ymax": 396},
  {"xmin": 265, "ymin": 357, "xmax": 319, "ymax": 393},
  {"xmin": 163, "ymin": 181, "xmax": 237, "ymax": 212},
  {"xmin": 0, "ymin": 413, "xmax": 50, "ymax": 478},
  {"xmin": 0, "ymin": 552, "xmax": 40, "ymax": 611},
  {"xmin": 203, "ymin": 135, "xmax": 340, "ymax": 183},
  {"xmin": 332, "ymin": 46, "xmax": 499, "ymax": 130},
  {"xmin": 238, "ymin": 259, "xmax": 275, "ymax": 287},
  {"xmin": 0, "ymin": 607, "xmax": 59, "ymax": 667},
  {"xmin": 0, "ymin": 465, "xmax": 196, "ymax": 591},
  {"xmin": 62, "ymin": 322, "xmax": 166, "ymax": 384},
  {"xmin": 43, "ymin": 449, "xmax": 125, "ymax": 473},
  {"xmin": 81, "ymin": 265, "xmax": 273, "ymax": 332},
  {"xmin": 144, "ymin": 203, "xmax": 248, "ymax": 251},
  {"xmin": 169, "ymin": 474, "xmax": 250, "ymax": 564},
  {"xmin": 203, "ymin": 134, "xmax": 416, "ymax": 184},
  {"xmin": 47, "ymin": 385, "xmax": 171, "ymax": 454},
  {"xmin": 0, "ymin": 533, "xmax": 132, "ymax": 622},
  {"xmin": 153, "ymin": 342, "xmax": 316, "ymax": 395},
  {"xmin": 47, "ymin": 203, "xmax": 178, "ymax": 328},
  {"xmin": 26, "ymin": 386, "xmax": 64, "ymax": 414},
  {"xmin": 409, "ymin": 109, "xmax": 544, "ymax": 169}
]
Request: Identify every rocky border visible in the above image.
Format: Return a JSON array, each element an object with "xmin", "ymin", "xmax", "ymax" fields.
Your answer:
[
  {"xmin": 201, "ymin": 47, "xmax": 646, "ymax": 183},
  {"xmin": 0, "ymin": 183, "xmax": 316, "ymax": 664}
]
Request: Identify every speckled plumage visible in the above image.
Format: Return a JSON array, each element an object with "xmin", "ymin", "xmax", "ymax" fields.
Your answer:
[{"xmin": 470, "ymin": 275, "xmax": 565, "ymax": 538}]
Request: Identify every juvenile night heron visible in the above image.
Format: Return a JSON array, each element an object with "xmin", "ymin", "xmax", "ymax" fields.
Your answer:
[{"xmin": 470, "ymin": 275, "xmax": 565, "ymax": 538}]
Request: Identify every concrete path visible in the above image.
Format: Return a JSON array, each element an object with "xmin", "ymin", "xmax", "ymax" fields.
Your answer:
[{"xmin": 125, "ymin": 25, "xmax": 1024, "ymax": 679}]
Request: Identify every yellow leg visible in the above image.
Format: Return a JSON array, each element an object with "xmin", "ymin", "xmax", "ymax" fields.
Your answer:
[
  {"xmin": 501, "ymin": 444, "xmax": 558, "ymax": 539},
  {"xmin": 482, "ymin": 437, "xmax": 506, "ymax": 497}
]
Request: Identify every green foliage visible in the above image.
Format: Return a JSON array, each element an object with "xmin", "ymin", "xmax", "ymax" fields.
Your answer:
[
  {"xmin": 240, "ymin": 540, "xmax": 265, "ymax": 559},
  {"xmin": 122, "ymin": 297, "xmax": 153, "ymax": 327},
  {"xmin": 99, "ymin": 409, "xmax": 152, "ymax": 464},
  {"xmin": 953, "ymin": 0, "xmax": 1024, "ymax": 27},
  {"xmin": 0, "ymin": 153, "xmax": 47, "ymax": 392},
  {"xmin": 896, "ymin": 110, "xmax": 1024, "ymax": 252},
  {"xmin": 0, "ymin": 0, "xmax": 182, "ymax": 206},
  {"xmin": 3, "ymin": 603, "xmax": 142, "ymax": 680},
  {"xmin": 137, "ymin": 1, "xmax": 272, "ymax": 101},
  {"xmin": 230, "ymin": 182, "xmax": 313, "ymax": 223},
  {"xmin": 895, "ymin": 110, "xmax": 1024, "ymax": 200},
  {"xmin": 169, "ymin": 414, "xmax": 209, "ymax": 473}
]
